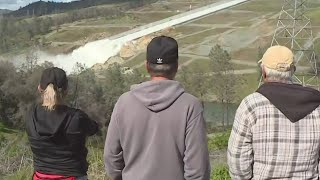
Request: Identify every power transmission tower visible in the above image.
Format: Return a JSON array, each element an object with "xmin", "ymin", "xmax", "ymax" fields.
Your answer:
[{"xmin": 260, "ymin": 0, "xmax": 319, "ymax": 88}]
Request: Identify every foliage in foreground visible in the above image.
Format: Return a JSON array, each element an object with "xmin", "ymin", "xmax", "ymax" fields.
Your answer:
[
  {"xmin": 208, "ymin": 130, "xmax": 231, "ymax": 152},
  {"xmin": 0, "ymin": 60, "xmax": 145, "ymax": 128},
  {"xmin": 1, "ymin": 133, "xmax": 110, "ymax": 180},
  {"xmin": 211, "ymin": 165, "xmax": 231, "ymax": 180},
  {"xmin": 1, "ymin": 129, "xmax": 232, "ymax": 180}
]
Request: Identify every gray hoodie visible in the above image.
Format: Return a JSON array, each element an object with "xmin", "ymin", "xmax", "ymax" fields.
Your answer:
[{"xmin": 104, "ymin": 80, "xmax": 210, "ymax": 180}]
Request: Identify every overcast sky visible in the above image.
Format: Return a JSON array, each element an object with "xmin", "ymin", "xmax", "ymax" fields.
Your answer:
[{"xmin": 0, "ymin": 0, "xmax": 76, "ymax": 10}]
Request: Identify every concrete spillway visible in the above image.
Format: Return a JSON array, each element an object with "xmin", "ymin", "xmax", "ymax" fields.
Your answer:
[{"xmin": 37, "ymin": 0, "xmax": 251, "ymax": 73}]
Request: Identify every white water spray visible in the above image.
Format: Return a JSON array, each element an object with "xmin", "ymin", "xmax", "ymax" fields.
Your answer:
[{"xmin": 42, "ymin": 39, "xmax": 124, "ymax": 73}]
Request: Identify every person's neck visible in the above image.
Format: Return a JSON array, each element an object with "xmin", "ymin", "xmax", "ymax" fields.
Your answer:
[
  {"xmin": 151, "ymin": 76, "xmax": 171, "ymax": 81},
  {"xmin": 264, "ymin": 78, "xmax": 292, "ymax": 84}
]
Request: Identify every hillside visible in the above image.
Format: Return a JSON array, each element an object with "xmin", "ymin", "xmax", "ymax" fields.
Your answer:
[
  {"xmin": 0, "ymin": 9, "xmax": 11, "ymax": 15},
  {"xmin": 0, "ymin": 0, "xmax": 162, "ymax": 55},
  {"xmin": 7, "ymin": 0, "xmax": 153, "ymax": 17}
]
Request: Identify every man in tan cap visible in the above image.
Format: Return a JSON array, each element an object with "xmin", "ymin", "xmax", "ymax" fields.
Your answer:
[{"xmin": 227, "ymin": 45, "xmax": 320, "ymax": 179}]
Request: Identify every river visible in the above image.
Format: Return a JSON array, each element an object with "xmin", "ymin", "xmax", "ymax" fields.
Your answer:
[{"xmin": 204, "ymin": 102, "xmax": 238, "ymax": 125}]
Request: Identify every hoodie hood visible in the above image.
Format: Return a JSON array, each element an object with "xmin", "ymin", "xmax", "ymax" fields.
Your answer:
[
  {"xmin": 26, "ymin": 104, "xmax": 96, "ymax": 177},
  {"xmin": 29, "ymin": 105, "xmax": 72, "ymax": 140},
  {"xmin": 130, "ymin": 80, "xmax": 185, "ymax": 112},
  {"xmin": 257, "ymin": 82, "xmax": 320, "ymax": 122}
]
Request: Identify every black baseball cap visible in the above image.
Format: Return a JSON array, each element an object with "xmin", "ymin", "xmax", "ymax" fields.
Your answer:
[
  {"xmin": 40, "ymin": 67, "xmax": 68, "ymax": 90},
  {"xmin": 147, "ymin": 36, "xmax": 178, "ymax": 64}
]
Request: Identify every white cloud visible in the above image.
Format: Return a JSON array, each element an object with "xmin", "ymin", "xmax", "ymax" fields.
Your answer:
[
  {"xmin": 0, "ymin": 0, "xmax": 76, "ymax": 10},
  {"xmin": 0, "ymin": 0, "xmax": 18, "ymax": 5}
]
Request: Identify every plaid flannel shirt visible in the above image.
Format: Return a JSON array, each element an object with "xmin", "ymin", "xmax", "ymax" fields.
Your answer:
[{"xmin": 228, "ymin": 92, "xmax": 320, "ymax": 180}]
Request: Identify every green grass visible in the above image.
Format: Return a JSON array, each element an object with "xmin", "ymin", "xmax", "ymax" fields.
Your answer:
[
  {"xmin": 103, "ymin": 27, "xmax": 131, "ymax": 36},
  {"xmin": 211, "ymin": 165, "xmax": 231, "ymax": 180},
  {"xmin": 233, "ymin": 0, "xmax": 282, "ymax": 12},
  {"xmin": 0, "ymin": 121, "xmax": 16, "ymax": 135},
  {"xmin": 231, "ymin": 47, "xmax": 262, "ymax": 62},
  {"xmin": 234, "ymin": 64, "xmax": 255, "ymax": 70},
  {"xmin": 48, "ymin": 27, "xmax": 129, "ymax": 42},
  {"xmin": 177, "ymin": 28, "xmax": 231, "ymax": 45},
  {"xmin": 1, "ymin": 132, "xmax": 33, "ymax": 180},
  {"xmin": 86, "ymin": 137, "xmax": 111, "ymax": 180},
  {"xmin": 307, "ymin": 7, "xmax": 320, "ymax": 26},
  {"xmin": 186, "ymin": 58, "xmax": 254, "ymax": 73},
  {"xmin": 208, "ymin": 130, "xmax": 231, "ymax": 152},
  {"xmin": 48, "ymin": 28, "xmax": 107, "ymax": 42},
  {"xmin": 188, "ymin": 59, "xmax": 212, "ymax": 72},
  {"xmin": 237, "ymin": 73, "xmax": 260, "ymax": 99},
  {"xmin": 192, "ymin": 11, "xmax": 254, "ymax": 24},
  {"xmin": 3, "ymin": 135, "xmax": 110, "ymax": 180},
  {"xmin": 234, "ymin": 20, "xmax": 254, "ymax": 27},
  {"xmin": 6, "ymin": 166, "xmax": 33, "ymax": 180},
  {"xmin": 2, "ymin": 131, "xmax": 232, "ymax": 180},
  {"xmin": 179, "ymin": 56, "xmax": 191, "ymax": 63},
  {"xmin": 137, "ymin": 66, "xmax": 148, "ymax": 76},
  {"xmin": 76, "ymin": 15, "xmax": 138, "ymax": 26},
  {"xmin": 129, "ymin": 12, "xmax": 177, "ymax": 23},
  {"xmin": 123, "ymin": 52, "xmax": 146, "ymax": 68},
  {"xmin": 207, "ymin": 130, "xmax": 232, "ymax": 180},
  {"xmin": 174, "ymin": 25, "xmax": 210, "ymax": 35}
]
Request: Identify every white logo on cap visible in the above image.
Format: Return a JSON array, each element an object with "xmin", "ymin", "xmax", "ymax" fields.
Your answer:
[{"xmin": 157, "ymin": 58, "xmax": 163, "ymax": 64}]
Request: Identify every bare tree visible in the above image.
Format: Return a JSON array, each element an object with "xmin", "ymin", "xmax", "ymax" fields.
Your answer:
[{"xmin": 21, "ymin": 50, "xmax": 39, "ymax": 73}]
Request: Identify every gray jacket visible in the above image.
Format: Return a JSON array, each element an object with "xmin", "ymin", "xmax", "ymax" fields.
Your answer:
[{"xmin": 104, "ymin": 80, "xmax": 210, "ymax": 180}]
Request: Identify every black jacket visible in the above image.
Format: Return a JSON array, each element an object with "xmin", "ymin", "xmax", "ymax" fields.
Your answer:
[{"xmin": 26, "ymin": 104, "xmax": 98, "ymax": 177}]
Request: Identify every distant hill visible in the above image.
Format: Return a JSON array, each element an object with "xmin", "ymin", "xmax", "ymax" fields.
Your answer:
[
  {"xmin": 7, "ymin": 0, "xmax": 148, "ymax": 17},
  {"xmin": 0, "ymin": 9, "xmax": 11, "ymax": 15}
]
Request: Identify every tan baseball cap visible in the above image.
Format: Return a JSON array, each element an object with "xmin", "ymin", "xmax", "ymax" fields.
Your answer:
[{"xmin": 258, "ymin": 45, "xmax": 294, "ymax": 72}]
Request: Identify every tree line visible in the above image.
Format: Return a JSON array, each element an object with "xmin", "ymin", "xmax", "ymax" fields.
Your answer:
[{"xmin": 7, "ymin": 0, "xmax": 157, "ymax": 17}]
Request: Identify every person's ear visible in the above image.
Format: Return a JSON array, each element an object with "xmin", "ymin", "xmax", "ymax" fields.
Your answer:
[
  {"xmin": 261, "ymin": 65, "xmax": 267, "ymax": 80},
  {"xmin": 145, "ymin": 61, "xmax": 150, "ymax": 73},
  {"xmin": 38, "ymin": 85, "xmax": 43, "ymax": 93}
]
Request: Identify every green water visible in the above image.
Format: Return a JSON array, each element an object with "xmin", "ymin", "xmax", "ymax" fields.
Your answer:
[{"xmin": 203, "ymin": 102, "xmax": 239, "ymax": 125}]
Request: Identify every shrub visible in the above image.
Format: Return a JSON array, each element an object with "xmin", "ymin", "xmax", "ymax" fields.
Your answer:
[
  {"xmin": 211, "ymin": 165, "xmax": 231, "ymax": 180},
  {"xmin": 0, "ymin": 133, "xmax": 7, "ymax": 148},
  {"xmin": 208, "ymin": 130, "xmax": 231, "ymax": 151}
]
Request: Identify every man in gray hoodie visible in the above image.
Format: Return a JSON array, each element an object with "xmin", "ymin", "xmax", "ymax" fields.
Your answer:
[{"xmin": 104, "ymin": 36, "xmax": 210, "ymax": 180}]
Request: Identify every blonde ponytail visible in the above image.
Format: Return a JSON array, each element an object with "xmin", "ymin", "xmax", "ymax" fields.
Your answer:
[{"xmin": 42, "ymin": 84, "xmax": 58, "ymax": 111}]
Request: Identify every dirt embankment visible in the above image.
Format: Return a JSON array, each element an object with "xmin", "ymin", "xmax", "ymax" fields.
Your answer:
[
  {"xmin": 120, "ymin": 35, "xmax": 154, "ymax": 58},
  {"xmin": 119, "ymin": 27, "xmax": 175, "ymax": 58}
]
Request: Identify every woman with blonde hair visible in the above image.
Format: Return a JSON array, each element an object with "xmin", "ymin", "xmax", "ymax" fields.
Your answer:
[{"xmin": 26, "ymin": 67, "xmax": 98, "ymax": 180}]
